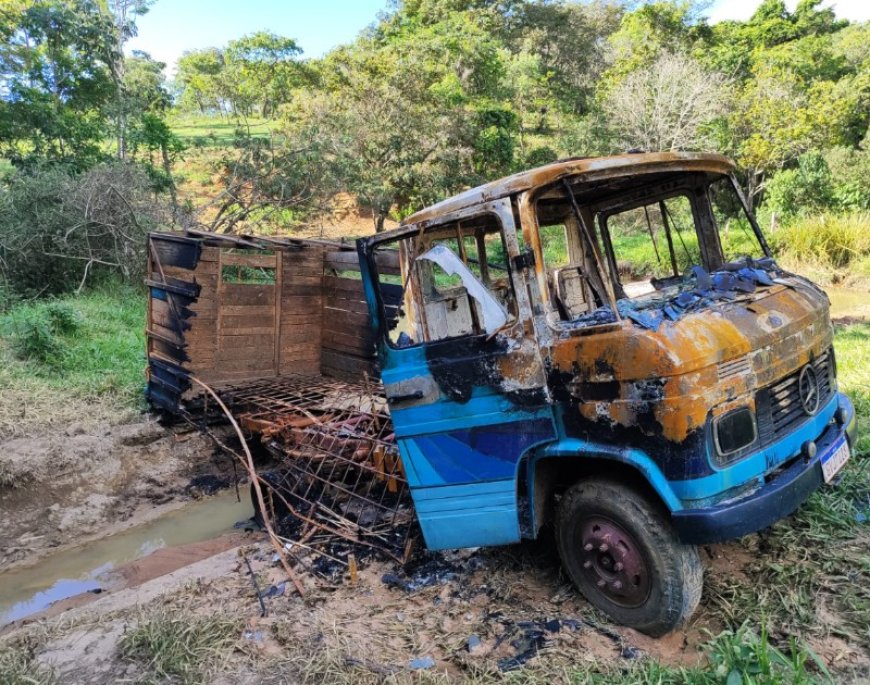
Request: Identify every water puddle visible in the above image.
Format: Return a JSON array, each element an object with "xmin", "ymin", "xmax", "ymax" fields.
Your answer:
[
  {"xmin": 0, "ymin": 489, "xmax": 252, "ymax": 626},
  {"xmin": 826, "ymin": 288, "xmax": 870, "ymax": 320}
]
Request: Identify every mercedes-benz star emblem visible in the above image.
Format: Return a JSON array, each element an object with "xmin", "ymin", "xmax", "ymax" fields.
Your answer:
[{"xmin": 798, "ymin": 365, "xmax": 820, "ymax": 415}]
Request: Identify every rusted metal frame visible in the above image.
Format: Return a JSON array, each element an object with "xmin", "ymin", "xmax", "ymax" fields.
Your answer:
[
  {"xmin": 660, "ymin": 200, "xmax": 693, "ymax": 268},
  {"xmin": 363, "ymin": 199, "xmax": 526, "ymax": 345},
  {"xmin": 402, "ymin": 152, "xmax": 737, "ymax": 227},
  {"xmin": 489, "ymin": 198, "xmax": 536, "ymax": 329},
  {"xmin": 261, "ymin": 450, "xmax": 411, "ymax": 564},
  {"xmin": 642, "ymin": 205, "xmax": 662, "ymax": 265},
  {"xmin": 560, "ymin": 179, "xmax": 619, "ymax": 317},
  {"xmin": 596, "ymin": 214, "xmax": 627, "ymax": 301},
  {"xmin": 726, "ymin": 174, "xmax": 773, "ymax": 258},
  {"xmin": 179, "ymin": 375, "xmax": 413, "ymax": 568},
  {"xmin": 188, "ymin": 375, "xmax": 307, "ymax": 597},
  {"xmin": 475, "ymin": 230, "xmax": 490, "ymax": 284}
]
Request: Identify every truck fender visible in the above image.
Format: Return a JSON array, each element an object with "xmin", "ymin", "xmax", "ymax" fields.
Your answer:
[{"xmin": 520, "ymin": 440, "xmax": 682, "ymax": 537}]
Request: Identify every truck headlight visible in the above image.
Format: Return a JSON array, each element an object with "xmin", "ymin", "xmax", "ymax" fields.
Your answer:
[{"xmin": 713, "ymin": 407, "xmax": 757, "ymax": 463}]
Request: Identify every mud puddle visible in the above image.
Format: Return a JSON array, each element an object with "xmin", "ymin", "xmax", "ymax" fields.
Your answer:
[
  {"xmin": 826, "ymin": 287, "xmax": 869, "ymax": 320},
  {"xmin": 0, "ymin": 488, "xmax": 252, "ymax": 625}
]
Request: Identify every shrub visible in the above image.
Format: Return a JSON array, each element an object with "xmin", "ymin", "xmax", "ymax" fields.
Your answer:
[
  {"xmin": 770, "ymin": 212, "xmax": 870, "ymax": 272},
  {"xmin": 0, "ymin": 162, "xmax": 172, "ymax": 298},
  {"xmin": 43, "ymin": 301, "xmax": 81, "ymax": 335},
  {"xmin": 7, "ymin": 309, "xmax": 63, "ymax": 366},
  {"xmin": 766, "ymin": 151, "xmax": 835, "ymax": 221}
]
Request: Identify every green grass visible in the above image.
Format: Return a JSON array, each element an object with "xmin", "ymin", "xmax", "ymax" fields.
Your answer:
[
  {"xmin": 119, "ymin": 609, "xmax": 240, "ymax": 685},
  {"xmin": 0, "ymin": 641, "xmax": 57, "ymax": 685},
  {"xmin": 771, "ymin": 212, "xmax": 870, "ymax": 287},
  {"xmin": 169, "ymin": 114, "xmax": 276, "ymax": 147},
  {"xmin": 0, "ymin": 285, "xmax": 147, "ymax": 435}
]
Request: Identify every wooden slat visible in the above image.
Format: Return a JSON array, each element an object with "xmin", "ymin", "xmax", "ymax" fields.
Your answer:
[
  {"xmin": 221, "ymin": 252, "xmax": 278, "ymax": 268},
  {"xmin": 322, "ymin": 337, "xmax": 375, "ymax": 356},
  {"xmin": 218, "ymin": 323, "xmax": 277, "ymax": 335},
  {"xmin": 198, "ymin": 247, "xmax": 221, "ymax": 262},
  {"xmin": 321, "ymin": 350, "xmax": 376, "ymax": 375},
  {"xmin": 281, "ymin": 285, "xmax": 324, "ymax": 297},
  {"xmin": 220, "ymin": 284, "xmax": 275, "ymax": 301},
  {"xmin": 324, "ymin": 249, "xmax": 399, "ymax": 275},
  {"xmin": 319, "ymin": 308, "xmax": 372, "ymax": 328},
  {"xmin": 323, "ymin": 299, "xmax": 372, "ymax": 316},
  {"xmin": 217, "ymin": 304, "xmax": 275, "ymax": 318}
]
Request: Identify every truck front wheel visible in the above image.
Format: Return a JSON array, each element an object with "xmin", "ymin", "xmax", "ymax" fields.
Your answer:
[{"xmin": 556, "ymin": 477, "xmax": 702, "ymax": 637}]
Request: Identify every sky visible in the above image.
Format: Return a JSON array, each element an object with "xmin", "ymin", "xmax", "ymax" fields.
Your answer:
[{"xmin": 126, "ymin": 0, "xmax": 870, "ymax": 75}]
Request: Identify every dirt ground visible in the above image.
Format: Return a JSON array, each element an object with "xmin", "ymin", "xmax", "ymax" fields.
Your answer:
[
  {"xmin": 0, "ymin": 418, "xmax": 235, "ymax": 571},
  {"xmin": 1, "ymin": 414, "xmax": 868, "ymax": 684}
]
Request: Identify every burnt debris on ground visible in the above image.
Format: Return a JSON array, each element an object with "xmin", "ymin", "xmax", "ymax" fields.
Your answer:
[{"xmin": 179, "ymin": 374, "xmax": 419, "ymax": 583}]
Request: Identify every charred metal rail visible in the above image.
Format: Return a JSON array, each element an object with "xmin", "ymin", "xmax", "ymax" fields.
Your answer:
[{"xmin": 182, "ymin": 374, "xmax": 417, "ymax": 580}]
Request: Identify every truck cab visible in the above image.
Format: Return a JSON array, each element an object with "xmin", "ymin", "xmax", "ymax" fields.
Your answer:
[{"xmin": 357, "ymin": 152, "xmax": 857, "ymax": 635}]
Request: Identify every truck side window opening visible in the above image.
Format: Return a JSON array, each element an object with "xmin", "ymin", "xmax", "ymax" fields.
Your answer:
[
  {"xmin": 708, "ymin": 177, "xmax": 765, "ymax": 264},
  {"xmin": 374, "ymin": 218, "xmax": 516, "ymax": 348},
  {"xmin": 601, "ymin": 195, "xmax": 699, "ymax": 299}
]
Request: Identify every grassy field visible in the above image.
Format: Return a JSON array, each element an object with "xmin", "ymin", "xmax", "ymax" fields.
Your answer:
[
  {"xmin": 0, "ymin": 285, "xmax": 147, "ymax": 437},
  {"xmin": 169, "ymin": 113, "xmax": 276, "ymax": 147}
]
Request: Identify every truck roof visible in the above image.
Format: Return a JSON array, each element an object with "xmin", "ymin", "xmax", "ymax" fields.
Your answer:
[{"xmin": 402, "ymin": 151, "xmax": 735, "ymax": 226}]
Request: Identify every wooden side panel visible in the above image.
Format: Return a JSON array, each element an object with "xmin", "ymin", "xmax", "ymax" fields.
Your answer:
[
  {"xmin": 279, "ymin": 246, "xmax": 325, "ymax": 375},
  {"xmin": 320, "ymin": 272, "xmax": 378, "ymax": 381}
]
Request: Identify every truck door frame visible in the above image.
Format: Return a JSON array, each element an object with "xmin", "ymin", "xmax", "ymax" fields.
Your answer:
[{"xmin": 357, "ymin": 198, "xmax": 557, "ymax": 550}]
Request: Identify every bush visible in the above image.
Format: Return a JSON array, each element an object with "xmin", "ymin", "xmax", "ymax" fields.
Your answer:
[
  {"xmin": 42, "ymin": 301, "xmax": 82, "ymax": 334},
  {"xmin": 3, "ymin": 300, "xmax": 85, "ymax": 366},
  {"xmin": 7, "ymin": 310, "xmax": 62, "ymax": 366},
  {"xmin": 770, "ymin": 212, "xmax": 870, "ymax": 275},
  {"xmin": 824, "ymin": 142, "xmax": 870, "ymax": 212},
  {"xmin": 0, "ymin": 162, "xmax": 172, "ymax": 298},
  {"xmin": 766, "ymin": 151, "xmax": 835, "ymax": 221}
]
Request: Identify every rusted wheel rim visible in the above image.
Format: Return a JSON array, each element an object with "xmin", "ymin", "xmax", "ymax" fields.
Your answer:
[{"xmin": 578, "ymin": 516, "xmax": 651, "ymax": 607}]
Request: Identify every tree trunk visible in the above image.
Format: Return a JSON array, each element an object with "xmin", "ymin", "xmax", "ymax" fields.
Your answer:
[
  {"xmin": 162, "ymin": 142, "xmax": 178, "ymax": 222},
  {"xmin": 374, "ymin": 213, "xmax": 386, "ymax": 233}
]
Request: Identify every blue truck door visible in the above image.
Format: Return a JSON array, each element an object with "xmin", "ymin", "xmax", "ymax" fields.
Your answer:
[{"xmin": 359, "ymin": 199, "xmax": 556, "ymax": 550}]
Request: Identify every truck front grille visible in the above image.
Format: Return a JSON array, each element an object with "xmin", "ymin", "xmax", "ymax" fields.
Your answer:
[{"xmin": 756, "ymin": 349, "xmax": 834, "ymax": 444}]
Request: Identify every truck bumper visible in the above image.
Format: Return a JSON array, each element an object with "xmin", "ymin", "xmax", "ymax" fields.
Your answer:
[{"xmin": 672, "ymin": 393, "xmax": 857, "ymax": 545}]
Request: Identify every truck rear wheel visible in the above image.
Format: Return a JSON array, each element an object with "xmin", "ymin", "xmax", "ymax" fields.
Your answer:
[{"xmin": 556, "ymin": 477, "xmax": 702, "ymax": 637}]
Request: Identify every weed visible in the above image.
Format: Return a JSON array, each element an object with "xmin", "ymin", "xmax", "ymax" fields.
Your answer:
[
  {"xmin": 119, "ymin": 609, "xmax": 240, "ymax": 685},
  {"xmin": 0, "ymin": 641, "xmax": 57, "ymax": 685},
  {"xmin": 771, "ymin": 213, "xmax": 870, "ymax": 285},
  {"xmin": 42, "ymin": 301, "xmax": 81, "ymax": 334},
  {"xmin": 5, "ymin": 308, "xmax": 63, "ymax": 365}
]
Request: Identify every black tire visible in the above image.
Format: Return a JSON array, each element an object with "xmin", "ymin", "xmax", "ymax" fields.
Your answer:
[{"xmin": 556, "ymin": 477, "xmax": 702, "ymax": 637}]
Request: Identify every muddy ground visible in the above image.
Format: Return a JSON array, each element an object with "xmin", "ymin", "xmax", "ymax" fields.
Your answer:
[
  {"xmin": 0, "ymin": 418, "xmax": 236, "ymax": 571},
  {"xmin": 1, "ymin": 415, "xmax": 868, "ymax": 684}
]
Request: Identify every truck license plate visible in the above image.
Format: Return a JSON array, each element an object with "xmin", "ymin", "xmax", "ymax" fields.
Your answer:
[{"xmin": 821, "ymin": 439, "xmax": 850, "ymax": 483}]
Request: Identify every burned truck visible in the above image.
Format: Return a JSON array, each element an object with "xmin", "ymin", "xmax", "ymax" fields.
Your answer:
[{"xmin": 146, "ymin": 152, "xmax": 857, "ymax": 636}]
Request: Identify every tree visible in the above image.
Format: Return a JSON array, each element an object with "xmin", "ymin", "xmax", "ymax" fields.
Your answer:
[
  {"xmin": 727, "ymin": 63, "xmax": 855, "ymax": 204},
  {"xmin": 106, "ymin": 0, "xmax": 155, "ymax": 159},
  {"xmin": 176, "ymin": 48, "xmax": 225, "ymax": 115},
  {"xmin": 602, "ymin": 1, "xmax": 709, "ymax": 90},
  {"xmin": 225, "ymin": 32, "xmax": 306, "ymax": 118},
  {"xmin": 0, "ymin": 0, "xmax": 118, "ymax": 169},
  {"xmin": 603, "ymin": 51, "xmax": 729, "ymax": 153}
]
